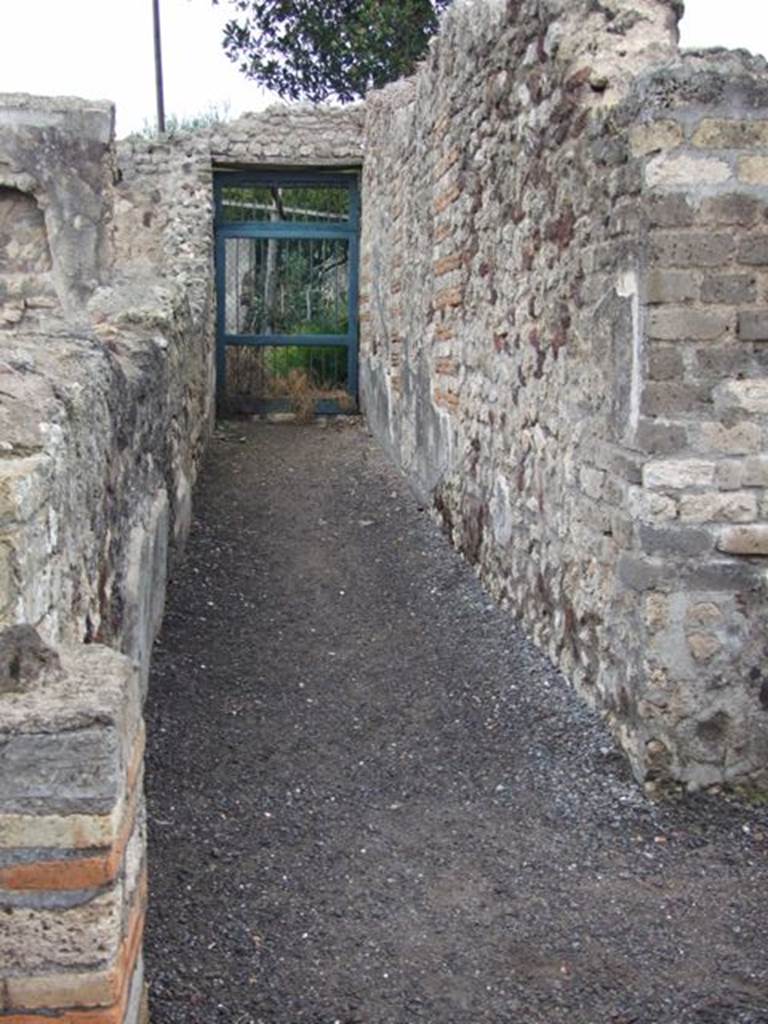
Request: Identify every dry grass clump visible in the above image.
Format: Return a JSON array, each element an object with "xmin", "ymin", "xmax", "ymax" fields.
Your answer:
[
  {"xmin": 275, "ymin": 368, "xmax": 316, "ymax": 422},
  {"xmin": 227, "ymin": 347, "xmax": 267, "ymax": 397},
  {"xmin": 226, "ymin": 348, "xmax": 355, "ymax": 420},
  {"xmin": 269, "ymin": 369, "xmax": 355, "ymax": 422}
]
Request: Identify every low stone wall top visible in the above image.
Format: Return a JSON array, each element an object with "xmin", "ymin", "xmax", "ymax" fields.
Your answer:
[{"xmin": 209, "ymin": 102, "xmax": 365, "ymax": 166}]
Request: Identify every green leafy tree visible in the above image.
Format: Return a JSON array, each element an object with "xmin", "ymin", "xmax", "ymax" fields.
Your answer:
[{"xmin": 212, "ymin": 0, "xmax": 452, "ymax": 103}]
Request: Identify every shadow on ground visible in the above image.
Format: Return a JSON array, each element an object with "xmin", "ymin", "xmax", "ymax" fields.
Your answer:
[{"xmin": 145, "ymin": 422, "xmax": 768, "ymax": 1024}]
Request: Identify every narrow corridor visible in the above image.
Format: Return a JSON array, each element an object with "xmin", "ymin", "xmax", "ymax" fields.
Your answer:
[{"xmin": 145, "ymin": 422, "xmax": 768, "ymax": 1024}]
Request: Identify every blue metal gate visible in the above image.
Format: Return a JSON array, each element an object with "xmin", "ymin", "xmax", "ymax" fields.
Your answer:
[{"xmin": 214, "ymin": 169, "xmax": 360, "ymax": 414}]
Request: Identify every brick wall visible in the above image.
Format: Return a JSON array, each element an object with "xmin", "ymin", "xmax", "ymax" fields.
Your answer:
[
  {"xmin": 360, "ymin": 1, "xmax": 768, "ymax": 792},
  {"xmin": 0, "ymin": 637, "xmax": 147, "ymax": 1024}
]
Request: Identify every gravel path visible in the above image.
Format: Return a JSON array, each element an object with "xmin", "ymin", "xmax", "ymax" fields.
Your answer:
[{"xmin": 145, "ymin": 421, "xmax": 768, "ymax": 1024}]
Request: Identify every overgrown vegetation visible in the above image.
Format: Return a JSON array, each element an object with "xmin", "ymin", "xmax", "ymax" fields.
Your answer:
[
  {"xmin": 226, "ymin": 351, "xmax": 352, "ymax": 419},
  {"xmin": 133, "ymin": 103, "xmax": 231, "ymax": 140},
  {"xmin": 222, "ymin": 183, "xmax": 350, "ymax": 337}
]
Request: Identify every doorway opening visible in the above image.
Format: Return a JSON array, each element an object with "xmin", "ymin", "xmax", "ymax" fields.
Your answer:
[{"xmin": 214, "ymin": 168, "xmax": 360, "ymax": 416}]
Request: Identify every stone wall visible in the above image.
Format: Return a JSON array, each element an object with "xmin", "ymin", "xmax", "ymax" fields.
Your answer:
[
  {"xmin": 360, "ymin": 0, "xmax": 768, "ymax": 792},
  {"xmin": 208, "ymin": 103, "xmax": 365, "ymax": 167},
  {"xmin": 0, "ymin": 93, "xmax": 213, "ymax": 1024},
  {"xmin": 0, "ymin": 95, "xmax": 364, "ymax": 1023},
  {"xmin": 113, "ymin": 103, "xmax": 364, "ymax": 284},
  {"xmin": 0, "ymin": 98, "xmax": 213, "ymax": 679}
]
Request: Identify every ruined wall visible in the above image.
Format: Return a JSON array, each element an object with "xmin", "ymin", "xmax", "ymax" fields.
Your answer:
[
  {"xmin": 360, "ymin": 0, "xmax": 768, "ymax": 792},
  {"xmin": 0, "ymin": 96, "xmax": 364, "ymax": 1023},
  {"xmin": 114, "ymin": 103, "xmax": 364, "ymax": 280},
  {"xmin": 0, "ymin": 93, "xmax": 214, "ymax": 1024},
  {"xmin": 0, "ymin": 635, "xmax": 148, "ymax": 1024},
  {"xmin": 0, "ymin": 95, "xmax": 215, "ymax": 668},
  {"xmin": 613, "ymin": 53, "xmax": 768, "ymax": 789}
]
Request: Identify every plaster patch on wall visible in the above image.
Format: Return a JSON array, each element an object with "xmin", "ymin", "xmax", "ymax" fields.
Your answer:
[
  {"xmin": 490, "ymin": 474, "xmax": 514, "ymax": 548},
  {"xmin": 616, "ymin": 269, "xmax": 643, "ymax": 445},
  {"xmin": 0, "ymin": 188, "xmax": 51, "ymax": 274}
]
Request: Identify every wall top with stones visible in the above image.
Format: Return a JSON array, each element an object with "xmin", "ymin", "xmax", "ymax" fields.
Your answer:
[
  {"xmin": 117, "ymin": 101, "xmax": 366, "ymax": 170},
  {"xmin": 0, "ymin": 92, "xmax": 114, "ymax": 141},
  {"xmin": 210, "ymin": 102, "xmax": 365, "ymax": 167},
  {"xmin": 633, "ymin": 47, "xmax": 768, "ymax": 112},
  {"xmin": 416, "ymin": 0, "xmax": 681, "ymax": 110}
]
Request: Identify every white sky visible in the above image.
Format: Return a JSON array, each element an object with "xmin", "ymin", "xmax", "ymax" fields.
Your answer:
[{"xmin": 0, "ymin": 0, "xmax": 767, "ymax": 138}]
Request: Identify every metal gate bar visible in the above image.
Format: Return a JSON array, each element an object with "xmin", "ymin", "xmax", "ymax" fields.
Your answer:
[{"xmin": 214, "ymin": 169, "xmax": 360, "ymax": 414}]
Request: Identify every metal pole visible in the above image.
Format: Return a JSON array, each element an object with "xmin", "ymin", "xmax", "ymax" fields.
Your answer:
[{"xmin": 152, "ymin": 0, "xmax": 166, "ymax": 134}]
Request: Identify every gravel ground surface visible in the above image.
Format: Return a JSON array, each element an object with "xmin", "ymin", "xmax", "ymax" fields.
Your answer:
[{"xmin": 145, "ymin": 421, "xmax": 768, "ymax": 1024}]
